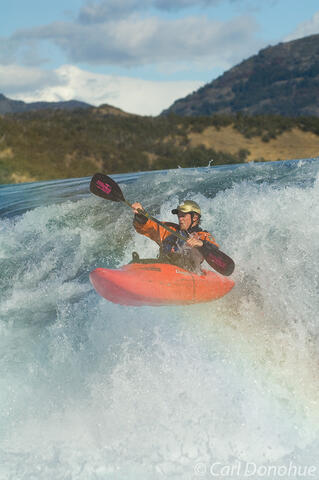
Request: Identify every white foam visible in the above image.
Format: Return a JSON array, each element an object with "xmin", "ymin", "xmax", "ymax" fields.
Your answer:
[{"xmin": 1, "ymin": 160, "xmax": 319, "ymax": 478}]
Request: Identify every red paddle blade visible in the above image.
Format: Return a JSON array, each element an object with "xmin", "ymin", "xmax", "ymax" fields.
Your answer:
[
  {"xmin": 90, "ymin": 173, "xmax": 125, "ymax": 202},
  {"xmin": 200, "ymin": 244, "xmax": 235, "ymax": 276}
]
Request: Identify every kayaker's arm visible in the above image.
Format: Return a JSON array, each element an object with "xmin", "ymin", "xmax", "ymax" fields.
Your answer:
[
  {"xmin": 132, "ymin": 202, "xmax": 174, "ymax": 246},
  {"xmin": 133, "ymin": 216, "xmax": 172, "ymax": 245}
]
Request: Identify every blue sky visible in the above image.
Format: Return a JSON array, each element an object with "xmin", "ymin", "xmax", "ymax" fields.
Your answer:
[{"xmin": 1, "ymin": 0, "xmax": 319, "ymax": 114}]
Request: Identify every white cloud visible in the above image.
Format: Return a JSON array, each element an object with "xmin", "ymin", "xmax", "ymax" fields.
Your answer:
[
  {"xmin": 154, "ymin": 0, "xmax": 224, "ymax": 11},
  {"xmin": 284, "ymin": 10, "xmax": 319, "ymax": 41},
  {"xmin": 3, "ymin": 64, "xmax": 203, "ymax": 115},
  {"xmin": 78, "ymin": 0, "xmax": 234, "ymax": 23},
  {"xmin": 78, "ymin": 0, "xmax": 148, "ymax": 23},
  {"xmin": 0, "ymin": 64, "xmax": 64, "ymax": 92},
  {"xmin": 7, "ymin": 14, "xmax": 260, "ymax": 70}
]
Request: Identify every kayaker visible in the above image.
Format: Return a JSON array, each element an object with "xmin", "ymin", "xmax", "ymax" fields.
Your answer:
[{"xmin": 131, "ymin": 200, "xmax": 219, "ymax": 274}]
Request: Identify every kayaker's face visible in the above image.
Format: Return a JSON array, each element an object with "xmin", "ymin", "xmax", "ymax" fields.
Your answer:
[{"xmin": 178, "ymin": 212, "xmax": 192, "ymax": 230}]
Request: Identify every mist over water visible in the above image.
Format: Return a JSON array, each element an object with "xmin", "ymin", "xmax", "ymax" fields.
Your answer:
[{"xmin": 0, "ymin": 159, "xmax": 319, "ymax": 479}]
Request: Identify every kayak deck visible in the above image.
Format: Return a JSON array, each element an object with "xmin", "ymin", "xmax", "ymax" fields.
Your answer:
[{"xmin": 90, "ymin": 262, "xmax": 234, "ymax": 306}]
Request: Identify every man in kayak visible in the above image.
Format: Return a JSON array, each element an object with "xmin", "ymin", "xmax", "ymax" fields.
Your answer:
[{"xmin": 131, "ymin": 200, "xmax": 219, "ymax": 274}]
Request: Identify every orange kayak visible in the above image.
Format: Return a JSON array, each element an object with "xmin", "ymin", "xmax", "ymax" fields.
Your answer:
[{"xmin": 90, "ymin": 263, "xmax": 235, "ymax": 306}]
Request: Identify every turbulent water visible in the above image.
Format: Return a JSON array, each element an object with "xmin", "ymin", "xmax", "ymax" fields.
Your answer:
[{"xmin": 0, "ymin": 159, "xmax": 319, "ymax": 479}]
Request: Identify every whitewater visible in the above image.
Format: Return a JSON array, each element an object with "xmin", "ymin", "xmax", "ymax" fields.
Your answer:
[{"xmin": 0, "ymin": 158, "xmax": 318, "ymax": 479}]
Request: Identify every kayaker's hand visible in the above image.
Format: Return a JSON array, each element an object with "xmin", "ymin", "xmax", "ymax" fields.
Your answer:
[
  {"xmin": 131, "ymin": 202, "xmax": 143, "ymax": 214},
  {"xmin": 186, "ymin": 235, "xmax": 203, "ymax": 248}
]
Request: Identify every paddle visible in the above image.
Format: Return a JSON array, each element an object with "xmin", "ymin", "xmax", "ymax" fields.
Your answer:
[{"xmin": 90, "ymin": 173, "xmax": 235, "ymax": 276}]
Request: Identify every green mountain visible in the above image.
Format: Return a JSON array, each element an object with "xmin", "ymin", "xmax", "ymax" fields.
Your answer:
[
  {"xmin": 163, "ymin": 34, "xmax": 319, "ymax": 117},
  {"xmin": 0, "ymin": 93, "xmax": 92, "ymax": 114},
  {"xmin": 1, "ymin": 107, "xmax": 319, "ymax": 184}
]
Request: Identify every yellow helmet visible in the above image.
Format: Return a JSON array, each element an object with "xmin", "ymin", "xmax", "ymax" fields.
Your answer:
[{"xmin": 172, "ymin": 200, "xmax": 201, "ymax": 215}]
